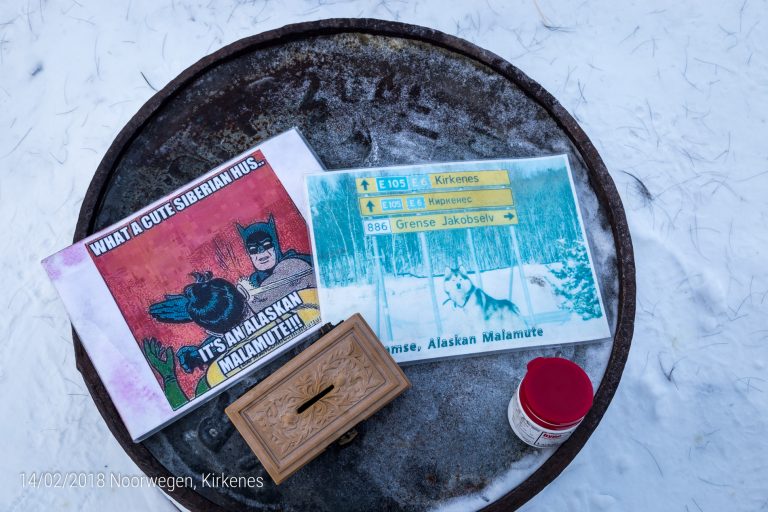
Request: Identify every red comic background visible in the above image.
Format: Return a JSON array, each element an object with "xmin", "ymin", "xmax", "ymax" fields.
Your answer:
[{"xmin": 89, "ymin": 151, "xmax": 310, "ymax": 401}]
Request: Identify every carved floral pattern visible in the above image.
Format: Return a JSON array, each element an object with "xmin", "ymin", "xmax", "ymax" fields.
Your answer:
[{"xmin": 246, "ymin": 334, "xmax": 385, "ymax": 459}]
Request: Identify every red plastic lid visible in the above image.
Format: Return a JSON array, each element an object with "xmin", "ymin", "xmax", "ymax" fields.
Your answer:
[{"xmin": 519, "ymin": 357, "xmax": 593, "ymax": 430}]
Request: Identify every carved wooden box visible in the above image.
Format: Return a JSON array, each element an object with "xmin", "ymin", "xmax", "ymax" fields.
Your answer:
[{"xmin": 225, "ymin": 313, "xmax": 411, "ymax": 484}]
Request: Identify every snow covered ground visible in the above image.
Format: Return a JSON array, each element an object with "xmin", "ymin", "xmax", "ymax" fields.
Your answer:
[{"xmin": 1, "ymin": 0, "xmax": 767, "ymax": 511}]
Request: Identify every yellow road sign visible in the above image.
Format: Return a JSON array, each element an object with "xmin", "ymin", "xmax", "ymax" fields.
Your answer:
[
  {"xmin": 378, "ymin": 209, "xmax": 518, "ymax": 234},
  {"xmin": 429, "ymin": 170, "xmax": 510, "ymax": 188},
  {"xmin": 355, "ymin": 177, "xmax": 379, "ymax": 194},
  {"xmin": 355, "ymin": 170, "xmax": 511, "ymax": 194},
  {"xmin": 359, "ymin": 188, "xmax": 514, "ymax": 216}
]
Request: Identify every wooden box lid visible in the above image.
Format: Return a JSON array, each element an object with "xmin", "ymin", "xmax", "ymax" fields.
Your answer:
[{"xmin": 225, "ymin": 313, "xmax": 411, "ymax": 484}]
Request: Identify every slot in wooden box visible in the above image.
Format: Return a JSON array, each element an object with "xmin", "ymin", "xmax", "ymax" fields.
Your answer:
[{"xmin": 225, "ymin": 313, "xmax": 411, "ymax": 484}]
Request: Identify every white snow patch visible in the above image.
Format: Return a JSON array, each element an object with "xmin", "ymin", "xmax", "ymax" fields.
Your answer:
[{"xmin": 1, "ymin": 0, "xmax": 766, "ymax": 511}]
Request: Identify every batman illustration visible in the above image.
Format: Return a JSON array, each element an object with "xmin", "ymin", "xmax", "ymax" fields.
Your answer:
[
  {"xmin": 143, "ymin": 214, "xmax": 316, "ymax": 409},
  {"xmin": 238, "ymin": 214, "xmax": 313, "ymax": 288}
]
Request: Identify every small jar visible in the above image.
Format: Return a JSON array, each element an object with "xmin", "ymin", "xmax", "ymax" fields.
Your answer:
[{"xmin": 508, "ymin": 357, "xmax": 594, "ymax": 448}]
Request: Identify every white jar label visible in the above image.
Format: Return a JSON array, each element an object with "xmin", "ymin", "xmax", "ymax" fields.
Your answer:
[{"xmin": 508, "ymin": 391, "xmax": 576, "ymax": 448}]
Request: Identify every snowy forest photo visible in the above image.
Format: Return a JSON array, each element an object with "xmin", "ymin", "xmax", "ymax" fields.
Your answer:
[{"xmin": 307, "ymin": 157, "xmax": 609, "ymax": 356}]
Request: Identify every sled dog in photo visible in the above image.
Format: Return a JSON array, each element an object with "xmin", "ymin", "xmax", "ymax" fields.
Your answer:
[{"xmin": 443, "ymin": 266, "xmax": 522, "ymax": 327}]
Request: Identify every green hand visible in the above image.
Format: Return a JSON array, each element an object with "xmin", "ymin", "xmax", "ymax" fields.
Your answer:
[
  {"xmin": 142, "ymin": 337, "xmax": 188, "ymax": 409},
  {"xmin": 142, "ymin": 337, "xmax": 176, "ymax": 380}
]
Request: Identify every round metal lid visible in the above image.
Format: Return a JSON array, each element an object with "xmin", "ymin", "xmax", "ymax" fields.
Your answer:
[{"xmin": 72, "ymin": 18, "xmax": 635, "ymax": 512}]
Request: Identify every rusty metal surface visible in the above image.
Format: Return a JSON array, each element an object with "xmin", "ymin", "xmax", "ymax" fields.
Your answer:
[{"xmin": 73, "ymin": 19, "xmax": 635, "ymax": 511}]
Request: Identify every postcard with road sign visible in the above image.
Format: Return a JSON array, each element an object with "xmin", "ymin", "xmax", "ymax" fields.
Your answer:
[{"xmin": 305, "ymin": 155, "xmax": 611, "ymax": 363}]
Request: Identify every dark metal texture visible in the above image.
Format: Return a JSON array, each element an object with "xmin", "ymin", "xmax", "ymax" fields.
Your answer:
[{"xmin": 72, "ymin": 19, "xmax": 635, "ymax": 511}]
